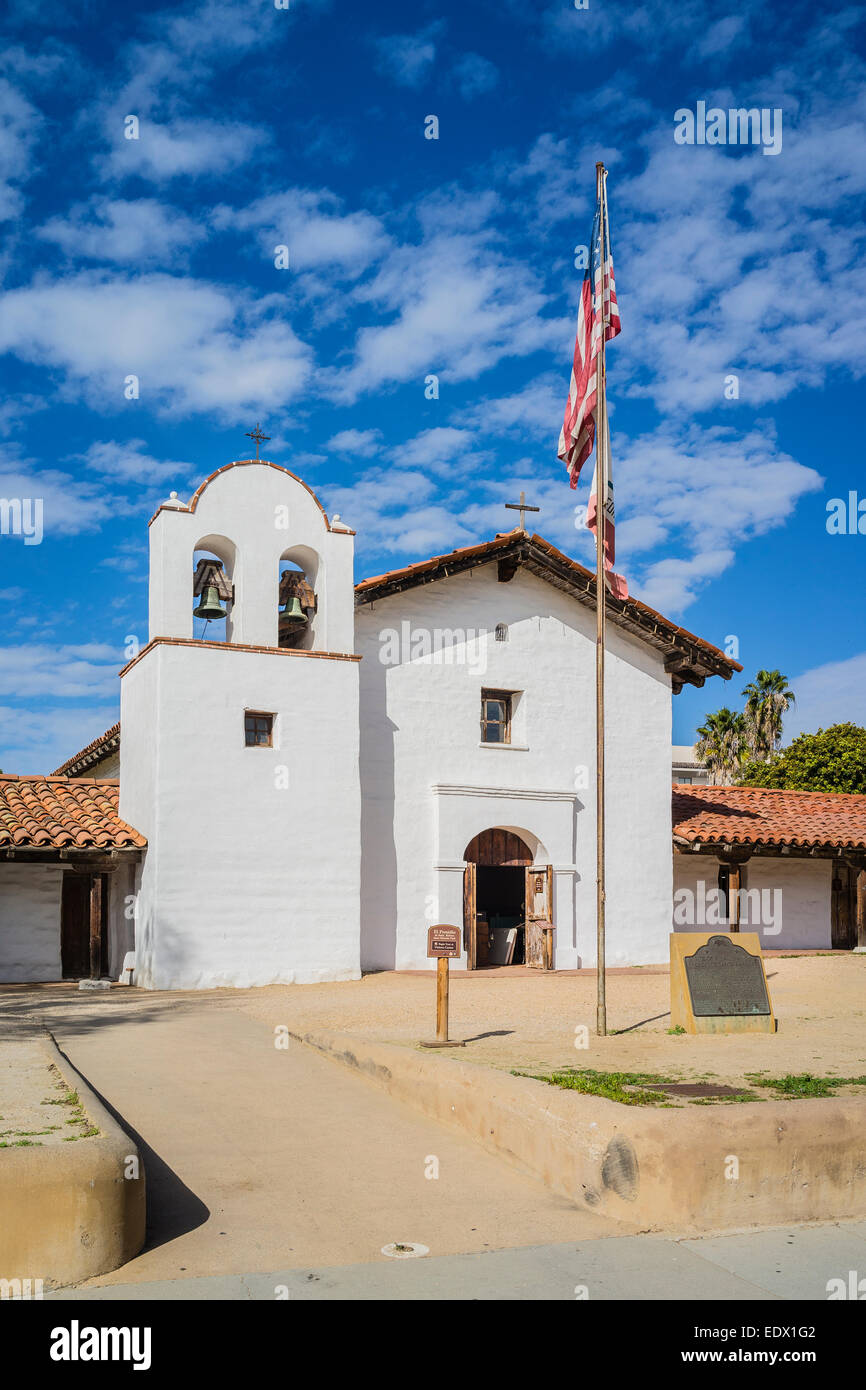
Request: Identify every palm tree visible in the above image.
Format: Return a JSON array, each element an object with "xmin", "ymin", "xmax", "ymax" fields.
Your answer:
[
  {"xmin": 695, "ymin": 707, "xmax": 749, "ymax": 785},
  {"xmin": 743, "ymin": 670, "xmax": 795, "ymax": 759}
]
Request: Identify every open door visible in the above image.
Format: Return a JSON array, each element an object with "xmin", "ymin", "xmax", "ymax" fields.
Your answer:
[
  {"xmin": 463, "ymin": 862, "xmax": 477, "ymax": 970},
  {"xmin": 524, "ymin": 865, "xmax": 554, "ymax": 970},
  {"xmin": 831, "ymin": 865, "xmax": 857, "ymax": 949},
  {"xmin": 61, "ymin": 872, "xmax": 108, "ymax": 979}
]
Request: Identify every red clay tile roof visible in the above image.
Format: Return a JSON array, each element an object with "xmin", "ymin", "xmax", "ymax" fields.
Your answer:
[
  {"xmin": 356, "ymin": 530, "xmax": 740, "ymax": 690},
  {"xmin": 0, "ymin": 776, "xmax": 146, "ymax": 851},
  {"xmin": 672, "ymin": 784, "xmax": 866, "ymax": 852},
  {"xmin": 52, "ymin": 722, "xmax": 120, "ymax": 777}
]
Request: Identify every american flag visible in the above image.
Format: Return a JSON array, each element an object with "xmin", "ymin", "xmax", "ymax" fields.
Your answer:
[{"xmin": 557, "ymin": 187, "xmax": 627, "ymax": 600}]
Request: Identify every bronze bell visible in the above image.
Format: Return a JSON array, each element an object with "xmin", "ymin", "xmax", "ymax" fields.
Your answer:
[
  {"xmin": 193, "ymin": 585, "xmax": 226, "ymax": 621},
  {"xmin": 280, "ymin": 596, "xmax": 307, "ymax": 625}
]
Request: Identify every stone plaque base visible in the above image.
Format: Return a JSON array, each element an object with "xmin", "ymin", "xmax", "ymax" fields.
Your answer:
[{"xmin": 670, "ymin": 932, "xmax": 777, "ymax": 1034}]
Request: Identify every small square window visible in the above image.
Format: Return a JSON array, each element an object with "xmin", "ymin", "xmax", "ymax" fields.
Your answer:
[
  {"xmin": 481, "ymin": 690, "xmax": 512, "ymax": 744},
  {"xmin": 244, "ymin": 711, "xmax": 274, "ymax": 747}
]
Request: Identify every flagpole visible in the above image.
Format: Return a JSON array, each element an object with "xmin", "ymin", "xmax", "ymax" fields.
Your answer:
[{"xmin": 595, "ymin": 161, "xmax": 608, "ymax": 1038}]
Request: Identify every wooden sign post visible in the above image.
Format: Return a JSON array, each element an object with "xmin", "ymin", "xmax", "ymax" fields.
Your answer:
[{"xmin": 419, "ymin": 925, "xmax": 464, "ymax": 1049}]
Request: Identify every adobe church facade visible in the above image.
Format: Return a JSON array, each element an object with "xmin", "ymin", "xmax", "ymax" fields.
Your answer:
[
  {"xmin": 4, "ymin": 456, "xmax": 860, "ymax": 989},
  {"xmin": 120, "ymin": 457, "xmax": 735, "ymax": 987}
]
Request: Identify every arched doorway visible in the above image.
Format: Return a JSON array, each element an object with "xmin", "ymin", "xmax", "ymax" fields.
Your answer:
[{"xmin": 463, "ymin": 830, "xmax": 553, "ymax": 970}]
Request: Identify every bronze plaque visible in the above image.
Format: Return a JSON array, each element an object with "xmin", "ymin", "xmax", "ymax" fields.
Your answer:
[
  {"xmin": 427, "ymin": 925, "xmax": 460, "ymax": 959},
  {"xmin": 684, "ymin": 934, "xmax": 770, "ymax": 1016}
]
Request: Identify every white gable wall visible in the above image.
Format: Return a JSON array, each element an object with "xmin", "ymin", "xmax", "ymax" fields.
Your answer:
[{"xmin": 357, "ymin": 563, "xmax": 673, "ymax": 970}]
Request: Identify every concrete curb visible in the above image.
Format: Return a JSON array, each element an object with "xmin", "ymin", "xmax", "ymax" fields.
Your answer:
[
  {"xmin": 0, "ymin": 1032, "xmax": 146, "ymax": 1288},
  {"xmin": 292, "ymin": 1028, "xmax": 866, "ymax": 1234}
]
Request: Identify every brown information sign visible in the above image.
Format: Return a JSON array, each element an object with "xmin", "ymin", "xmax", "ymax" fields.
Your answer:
[{"xmin": 427, "ymin": 925, "xmax": 460, "ymax": 959}]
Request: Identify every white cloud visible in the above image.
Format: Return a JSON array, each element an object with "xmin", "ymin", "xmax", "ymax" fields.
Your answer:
[
  {"xmin": 76, "ymin": 439, "xmax": 195, "ymax": 485},
  {"xmin": 614, "ymin": 423, "xmax": 823, "ymax": 611},
  {"xmin": 0, "ymin": 78, "xmax": 41, "ymax": 221},
  {"xmin": 457, "ymin": 375, "xmax": 566, "ymax": 438},
  {"xmin": 326, "ymin": 428, "xmax": 382, "ymax": 457},
  {"xmin": 394, "ymin": 427, "xmax": 485, "ymax": 475},
  {"xmin": 375, "ymin": 25, "xmax": 443, "ymax": 87},
  {"xmin": 614, "ymin": 85, "xmax": 866, "ymax": 412},
  {"xmin": 103, "ymin": 118, "xmax": 269, "ymax": 181},
  {"xmin": 784, "ymin": 652, "xmax": 866, "ymax": 740},
  {"xmin": 335, "ymin": 195, "xmax": 568, "ymax": 400},
  {"xmin": 453, "ymin": 53, "xmax": 498, "ymax": 99},
  {"xmin": 0, "ymin": 272, "xmax": 314, "ymax": 418},
  {"xmin": 0, "ymin": 463, "xmax": 119, "ymax": 536},
  {"xmin": 38, "ymin": 198, "xmax": 205, "ymax": 266},
  {"xmin": 213, "ymin": 188, "xmax": 389, "ymax": 275},
  {"xmin": 0, "ymin": 645, "xmax": 122, "ymax": 700},
  {"xmin": 0, "ymin": 703, "xmax": 121, "ymax": 776}
]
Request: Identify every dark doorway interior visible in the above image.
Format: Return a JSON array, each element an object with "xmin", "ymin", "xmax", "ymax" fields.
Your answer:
[
  {"xmin": 61, "ymin": 872, "xmax": 109, "ymax": 979},
  {"xmin": 476, "ymin": 866, "xmax": 525, "ymax": 966}
]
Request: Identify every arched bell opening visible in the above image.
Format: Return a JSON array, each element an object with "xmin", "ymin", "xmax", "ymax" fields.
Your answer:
[
  {"xmin": 278, "ymin": 545, "xmax": 319, "ymax": 651},
  {"xmin": 193, "ymin": 534, "xmax": 236, "ymax": 643}
]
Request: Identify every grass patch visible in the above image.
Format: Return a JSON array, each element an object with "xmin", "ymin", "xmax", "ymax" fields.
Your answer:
[
  {"xmin": 63, "ymin": 1126, "xmax": 98, "ymax": 1142},
  {"xmin": 513, "ymin": 1067, "xmax": 675, "ymax": 1106},
  {"xmin": 0, "ymin": 1139, "xmax": 42, "ymax": 1147},
  {"xmin": 747, "ymin": 1072, "xmax": 866, "ymax": 1098},
  {"xmin": 692, "ymin": 1093, "xmax": 766, "ymax": 1105},
  {"xmin": 42, "ymin": 1089, "xmax": 80, "ymax": 1107},
  {"xmin": 667, "ymin": 1025, "xmax": 686, "ymax": 1035}
]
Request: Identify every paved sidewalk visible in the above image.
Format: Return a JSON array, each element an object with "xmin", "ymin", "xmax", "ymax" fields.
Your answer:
[
  {"xmin": 37, "ymin": 992, "xmax": 623, "ymax": 1285},
  {"xmin": 49, "ymin": 1221, "xmax": 866, "ymax": 1301}
]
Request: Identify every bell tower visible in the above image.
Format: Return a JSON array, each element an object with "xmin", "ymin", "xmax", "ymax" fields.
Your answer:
[{"xmin": 119, "ymin": 455, "xmax": 361, "ymax": 989}]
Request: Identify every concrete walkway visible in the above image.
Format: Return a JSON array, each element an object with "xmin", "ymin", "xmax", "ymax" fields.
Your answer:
[
  {"xmin": 40, "ymin": 992, "xmax": 622, "ymax": 1285},
  {"xmin": 50, "ymin": 1222, "xmax": 866, "ymax": 1301},
  {"xmin": 6, "ymin": 985, "xmax": 863, "ymax": 1301}
]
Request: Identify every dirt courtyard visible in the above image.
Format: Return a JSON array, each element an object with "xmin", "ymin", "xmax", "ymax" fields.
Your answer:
[{"xmin": 235, "ymin": 954, "xmax": 866, "ymax": 1091}]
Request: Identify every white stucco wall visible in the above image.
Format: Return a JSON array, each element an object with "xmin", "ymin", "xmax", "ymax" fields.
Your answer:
[
  {"xmin": 0, "ymin": 864, "xmax": 62, "ymax": 981},
  {"xmin": 357, "ymin": 564, "xmax": 675, "ymax": 971},
  {"xmin": 120, "ymin": 642, "xmax": 361, "ymax": 989},
  {"xmin": 672, "ymin": 853, "xmax": 832, "ymax": 950}
]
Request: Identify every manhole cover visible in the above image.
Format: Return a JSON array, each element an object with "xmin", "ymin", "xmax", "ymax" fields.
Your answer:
[
  {"xmin": 643, "ymin": 1083, "xmax": 747, "ymax": 1098},
  {"xmin": 381, "ymin": 1242, "xmax": 429, "ymax": 1259}
]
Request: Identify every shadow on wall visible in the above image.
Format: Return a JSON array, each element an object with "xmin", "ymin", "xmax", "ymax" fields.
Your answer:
[{"xmin": 359, "ymin": 647, "xmax": 399, "ymax": 971}]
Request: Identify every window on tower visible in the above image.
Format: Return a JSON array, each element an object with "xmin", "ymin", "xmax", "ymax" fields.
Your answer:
[{"xmin": 244, "ymin": 711, "xmax": 274, "ymax": 747}]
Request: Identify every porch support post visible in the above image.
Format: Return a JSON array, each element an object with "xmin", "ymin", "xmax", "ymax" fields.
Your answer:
[{"xmin": 89, "ymin": 874, "xmax": 102, "ymax": 980}]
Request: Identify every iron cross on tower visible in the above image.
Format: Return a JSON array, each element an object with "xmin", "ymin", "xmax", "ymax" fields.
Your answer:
[
  {"xmin": 245, "ymin": 423, "xmax": 270, "ymax": 459},
  {"xmin": 505, "ymin": 491, "xmax": 540, "ymax": 532}
]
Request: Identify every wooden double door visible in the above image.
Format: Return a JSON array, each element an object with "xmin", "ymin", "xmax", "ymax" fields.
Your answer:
[{"xmin": 462, "ymin": 830, "xmax": 553, "ymax": 970}]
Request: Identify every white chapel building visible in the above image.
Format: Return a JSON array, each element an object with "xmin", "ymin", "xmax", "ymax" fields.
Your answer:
[{"xmin": 2, "ymin": 457, "xmax": 862, "ymax": 987}]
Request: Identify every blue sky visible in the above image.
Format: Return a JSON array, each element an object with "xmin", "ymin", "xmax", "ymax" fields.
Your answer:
[{"xmin": 0, "ymin": 0, "xmax": 864, "ymax": 772}]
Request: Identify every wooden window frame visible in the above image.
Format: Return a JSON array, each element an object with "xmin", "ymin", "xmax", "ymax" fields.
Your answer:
[
  {"xmin": 244, "ymin": 710, "xmax": 275, "ymax": 748},
  {"xmin": 480, "ymin": 689, "xmax": 513, "ymax": 745}
]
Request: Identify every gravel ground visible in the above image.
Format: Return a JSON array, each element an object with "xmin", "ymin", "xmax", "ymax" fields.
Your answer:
[{"xmin": 233, "ymin": 955, "xmax": 866, "ymax": 1091}]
